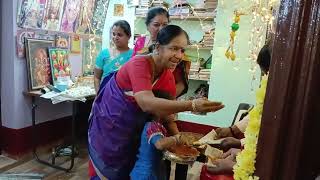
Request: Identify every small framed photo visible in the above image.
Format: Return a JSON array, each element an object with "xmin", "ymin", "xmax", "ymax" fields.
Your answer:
[
  {"xmin": 70, "ymin": 34, "xmax": 81, "ymax": 54},
  {"xmin": 16, "ymin": 29, "xmax": 35, "ymax": 58},
  {"xmin": 55, "ymin": 34, "xmax": 70, "ymax": 49},
  {"xmin": 114, "ymin": 4, "xmax": 124, "ymax": 16},
  {"xmin": 25, "ymin": 38, "xmax": 54, "ymax": 90},
  {"xmin": 48, "ymin": 48, "xmax": 72, "ymax": 86}
]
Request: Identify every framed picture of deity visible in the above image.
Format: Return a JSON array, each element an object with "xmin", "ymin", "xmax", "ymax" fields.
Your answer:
[
  {"xmin": 17, "ymin": 0, "xmax": 47, "ymax": 28},
  {"xmin": 25, "ymin": 38, "xmax": 54, "ymax": 90},
  {"xmin": 76, "ymin": 0, "xmax": 96, "ymax": 34},
  {"xmin": 48, "ymin": 48, "xmax": 72, "ymax": 86},
  {"xmin": 60, "ymin": 0, "xmax": 82, "ymax": 32},
  {"xmin": 42, "ymin": 0, "xmax": 65, "ymax": 31}
]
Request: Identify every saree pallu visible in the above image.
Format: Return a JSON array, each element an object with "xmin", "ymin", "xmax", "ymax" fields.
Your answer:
[{"xmin": 88, "ymin": 74, "xmax": 148, "ymax": 180}]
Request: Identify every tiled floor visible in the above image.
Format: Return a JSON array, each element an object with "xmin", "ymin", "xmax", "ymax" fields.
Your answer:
[
  {"xmin": 0, "ymin": 155, "xmax": 17, "ymax": 169},
  {"xmin": 0, "ymin": 143, "xmax": 89, "ymax": 180},
  {"xmin": 0, "ymin": 141, "xmax": 190, "ymax": 180}
]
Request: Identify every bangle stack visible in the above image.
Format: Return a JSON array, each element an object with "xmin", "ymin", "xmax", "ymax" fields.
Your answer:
[
  {"xmin": 171, "ymin": 136, "xmax": 177, "ymax": 145},
  {"xmin": 192, "ymin": 100, "xmax": 197, "ymax": 112},
  {"xmin": 173, "ymin": 134, "xmax": 181, "ymax": 145}
]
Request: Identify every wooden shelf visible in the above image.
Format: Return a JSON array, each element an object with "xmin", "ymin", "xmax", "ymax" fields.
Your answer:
[
  {"xmin": 135, "ymin": 15, "xmax": 214, "ymax": 21},
  {"xmin": 187, "ymin": 45, "xmax": 213, "ymax": 50},
  {"xmin": 189, "ymin": 78, "xmax": 210, "ymax": 81}
]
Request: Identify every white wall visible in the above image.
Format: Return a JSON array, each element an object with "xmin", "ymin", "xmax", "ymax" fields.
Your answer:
[
  {"xmin": 1, "ymin": 0, "xmax": 72, "ymax": 129},
  {"xmin": 207, "ymin": 0, "xmax": 263, "ymax": 127},
  {"xmin": 102, "ymin": 0, "xmax": 136, "ymax": 49},
  {"xmin": 179, "ymin": 0, "xmax": 264, "ymax": 127},
  {"xmin": 1, "ymin": 0, "xmax": 15, "ymax": 128}
]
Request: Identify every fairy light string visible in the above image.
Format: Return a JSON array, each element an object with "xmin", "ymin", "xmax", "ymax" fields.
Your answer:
[
  {"xmin": 82, "ymin": 0, "xmax": 109, "ymax": 74},
  {"xmin": 246, "ymin": 0, "xmax": 278, "ymax": 91}
]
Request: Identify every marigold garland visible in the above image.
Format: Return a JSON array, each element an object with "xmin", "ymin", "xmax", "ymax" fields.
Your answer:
[{"xmin": 233, "ymin": 75, "xmax": 268, "ymax": 180}]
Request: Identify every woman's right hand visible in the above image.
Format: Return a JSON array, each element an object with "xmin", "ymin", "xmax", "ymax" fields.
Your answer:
[{"xmin": 192, "ymin": 98, "xmax": 224, "ymax": 113}]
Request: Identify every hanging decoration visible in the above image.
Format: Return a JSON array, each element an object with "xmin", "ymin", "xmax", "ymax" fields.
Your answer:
[
  {"xmin": 82, "ymin": 39, "xmax": 102, "ymax": 76},
  {"xmin": 233, "ymin": 75, "xmax": 268, "ymax": 180},
  {"xmin": 225, "ymin": 10, "xmax": 245, "ymax": 61},
  {"xmin": 84, "ymin": 0, "xmax": 110, "ymax": 76}
]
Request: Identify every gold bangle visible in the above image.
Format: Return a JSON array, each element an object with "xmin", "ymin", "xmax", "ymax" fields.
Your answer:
[
  {"xmin": 192, "ymin": 99, "xmax": 197, "ymax": 112},
  {"xmin": 172, "ymin": 136, "xmax": 178, "ymax": 145},
  {"xmin": 174, "ymin": 134, "xmax": 180, "ymax": 145}
]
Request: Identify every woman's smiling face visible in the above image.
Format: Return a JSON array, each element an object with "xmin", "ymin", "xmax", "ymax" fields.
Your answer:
[{"xmin": 158, "ymin": 33, "xmax": 188, "ymax": 71}]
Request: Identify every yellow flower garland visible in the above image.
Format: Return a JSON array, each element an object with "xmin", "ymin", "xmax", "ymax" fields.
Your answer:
[{"xmin": 233, "ymin": 75, "xmax": 268, "ymax": 180}]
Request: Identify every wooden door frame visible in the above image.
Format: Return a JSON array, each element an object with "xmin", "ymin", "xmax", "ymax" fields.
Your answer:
[
  {"xmin": 0, "ymin": 0, "xmax": 2, "ymax": 154},
  {"xmin": 255, "ymin": 0, "xmax": 320, "ymax": 179}
]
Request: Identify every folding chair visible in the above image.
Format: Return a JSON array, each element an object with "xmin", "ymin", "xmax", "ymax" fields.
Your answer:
[{"xmin": 231, "ymin": 103, "xmax": 254, "ymax": 126}]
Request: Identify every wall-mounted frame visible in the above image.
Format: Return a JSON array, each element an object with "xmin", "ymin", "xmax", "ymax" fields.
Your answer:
[{"xmin": 25, "ymin": 38, "xmax": 54, "ymax": 90}]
